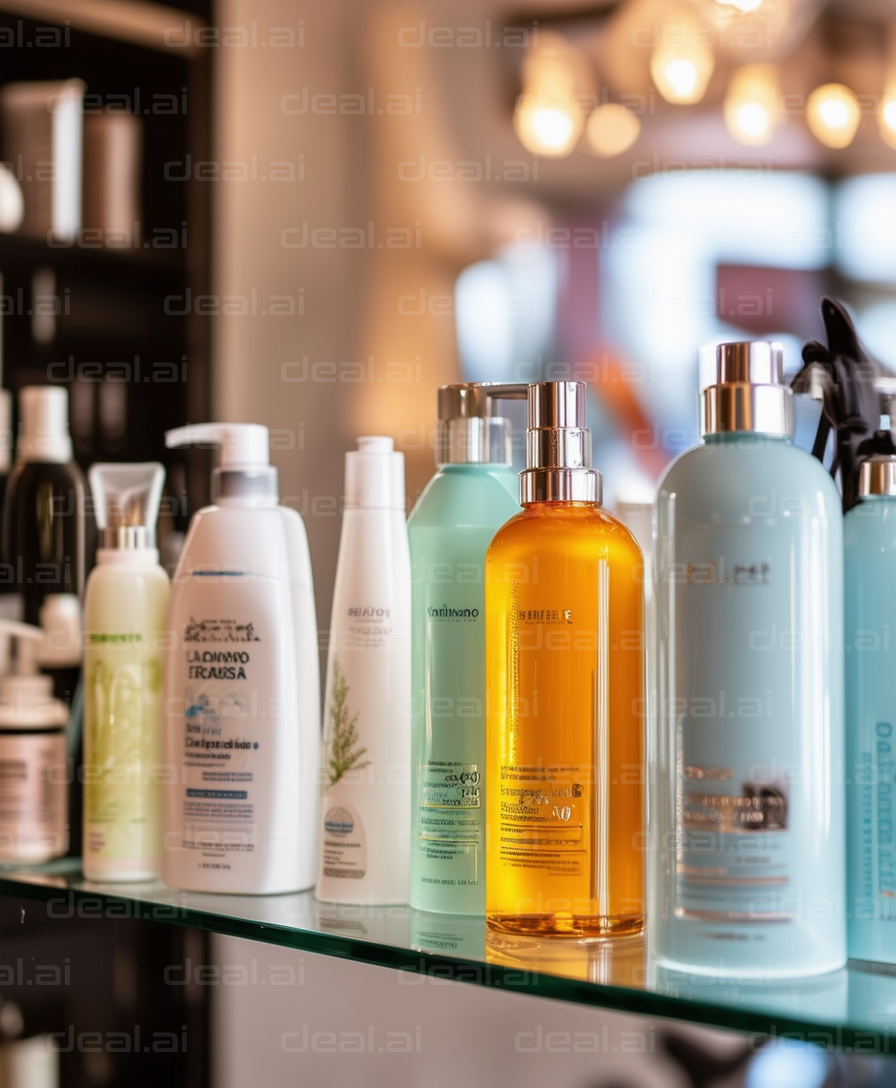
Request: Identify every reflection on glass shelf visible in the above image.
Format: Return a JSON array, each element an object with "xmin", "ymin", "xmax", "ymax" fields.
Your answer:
[{"xmin": 2, "ymin": 859, "xmax": 896, "ymax": 1049}]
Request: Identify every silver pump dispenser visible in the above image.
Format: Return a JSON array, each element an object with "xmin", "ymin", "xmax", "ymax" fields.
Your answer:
[
  {"xmin": 520, "ymin": 381, "xmax": 602, "ymax": 504},
  {"xmin": 436, "ymin": 382, "xmax": 527, "ymax": 466},
  {"xmin": 701, "ymin": 341, "xmax": 793, "ymax": 438},
  {"xmin": 858, "ymin": 379, "xmax": 896, "ymax": 498},
  {"xmin": 858, "ymin": 458, "xmax": 896, "ymax": 497}
]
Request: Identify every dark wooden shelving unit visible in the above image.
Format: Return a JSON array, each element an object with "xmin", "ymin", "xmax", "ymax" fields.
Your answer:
[
  {"xmin": 0, "ymin": 4, "xmax": 213, "ymax": 1085},
  {"xmin": 0, "ymin": 0, "xmax": 212, "ymax": 507}
]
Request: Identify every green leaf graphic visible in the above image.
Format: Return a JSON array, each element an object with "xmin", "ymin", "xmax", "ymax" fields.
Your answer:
[{"xmin": 325, "ymin": 659, "xmax": 370, "ymax": 786}]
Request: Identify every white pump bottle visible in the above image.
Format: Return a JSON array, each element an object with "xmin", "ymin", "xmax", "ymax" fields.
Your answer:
[{"xmin": 162, "ymin": 424, "xmax": 321, "ymax": 894}]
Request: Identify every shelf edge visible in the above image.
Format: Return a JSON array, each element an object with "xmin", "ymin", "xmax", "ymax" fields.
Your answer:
[{"xmin": 0, "ymin": 875, "xmax": 884, "ymax": 1050}]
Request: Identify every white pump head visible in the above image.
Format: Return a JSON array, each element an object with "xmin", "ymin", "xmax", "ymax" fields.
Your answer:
[
  {"xmin": 0, "ymin": 620, "xmax": 65, "ymax": 723},
  {"xmin": 165, "ymin": 423, "xmax": 277, "ymax": 503}
]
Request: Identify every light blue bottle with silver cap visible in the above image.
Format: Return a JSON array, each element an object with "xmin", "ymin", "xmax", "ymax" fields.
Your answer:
[
  {"xmin": 653, "ymin": 340, "xmax": 846, "ymax": 978},
  {"xmin": 846, "ymin": 382, "xmax": 896, "ymax": 964}
]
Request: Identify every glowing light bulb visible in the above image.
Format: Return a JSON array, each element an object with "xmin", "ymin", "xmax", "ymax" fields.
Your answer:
[
  {"xmin": 514, "ymin": 95, "xmax": 583, "ymax": 156},
  {"xmin": 666, "ymin": 59, "xmax": 699, "ymax": 98},
  {"xmin": 807, "ymin": 83, "xmax": 860, "ymax": 149},
  {"xmin": 585, "ymin": 103, "xmax": 641, "ymax": 157},
  {"xmin": 650, "ymin": 21, "xmax": 715, "ymax": 105},
  {"xmin": 513, "ymin": 47, "xmax": 585, "ymax": 157},
  {"xmin": 531, "ymin": 108, "xmax": 575, "ymax": 149},
  {"xmin": 724, "ymin": 64, "xmax": 778, "ymax": 146},
  {"xmin": 879, "ymin": 85, "xmax": 896, "ymax": 150}
]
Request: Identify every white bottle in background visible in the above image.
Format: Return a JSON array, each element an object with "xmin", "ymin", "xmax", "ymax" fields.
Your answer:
[
  {"xmin": 0, "ymin": 621, "xmax": 68, "ymax": 864},
  {"xmin": 82, "ymin": 463, "xmax": 169, "ymax": 882},
  {"xmin": 162, "ymin": 424, "xmax": 320, "ymax": 894},
  {"xmin": 316, "ymin": 437, "xmax": 411, "ymax": 905}
]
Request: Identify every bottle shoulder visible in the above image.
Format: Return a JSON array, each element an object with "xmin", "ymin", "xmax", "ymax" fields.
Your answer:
[
  {"xmin": 488, "ymin": 504, "xmax": 642, "ymax": 561},
  {"xmin": 845, "ymin": 497, "xmax": 896, "ymax": 549},
  {"xmin": 86, "ymin": 561, "xmax": 169, "ymax": 589},
  {"xmin": 175, "ymin": 503, "xmax": 311, "ymax": 583},
  {"xmin": 7, "ymin": 459, "xmax": 87, "ymax": 488},
  {"xmin": 408, "ymin": 466, "xmax": 520, "ymax": 528},
  {"xmin": 659, "ymin": 439, "xmax": 842, "ymax": 518}
]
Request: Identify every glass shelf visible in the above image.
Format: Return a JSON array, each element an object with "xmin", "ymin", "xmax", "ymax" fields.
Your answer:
[{"xmin": 2, "ymin": 859, "xmax": 894, "ymax": 1051}]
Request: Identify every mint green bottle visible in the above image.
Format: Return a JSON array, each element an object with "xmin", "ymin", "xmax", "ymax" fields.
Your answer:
[{"xmin": 408, "ymin": 383, "xmax": 524, "ymax": 914}]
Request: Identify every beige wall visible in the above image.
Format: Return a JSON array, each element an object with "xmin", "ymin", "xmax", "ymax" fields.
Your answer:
[
  {"xmin": 211, "ymin": 0, "xmax": 542, "ymax": 639},
  {"xmin": 212, "ymin": 0, "xmax": 365, "ymax": 641}
]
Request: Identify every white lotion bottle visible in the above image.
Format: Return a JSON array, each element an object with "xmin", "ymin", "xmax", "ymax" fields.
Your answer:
[
  {"xmin": 316, "ymin": 437, "xmax": 411, "ymax": 904},
  {"xmin": 82, "ymin": 463, "xmax": 169, "ymax": 882},
  {"xmin": 162, "ymin": 424, "xmax": 320, "ymax": 894}
]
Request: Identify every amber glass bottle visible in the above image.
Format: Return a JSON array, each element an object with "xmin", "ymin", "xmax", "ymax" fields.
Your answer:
[{"xmin": 485, "ymin": 382, "xmax": 644, "ymax": 938}]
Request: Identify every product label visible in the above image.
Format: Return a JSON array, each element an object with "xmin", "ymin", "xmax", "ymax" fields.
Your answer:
[
  {"xmin": 498, "ymin": 764, "xmax": 586, "ymax": 877},
  {"xmin": 661, "ymin": 528, "xmax": 816, "ymax": 929},
  {"xmin": 857, "ymin": 722, "xmax": 896, "ymax": 918},
  {"xmin": 0, "ymin": 732, "xmax": 67, "ymax": 858},
  {"xmin": 418, "ymin": 761, "xmax": 481, "ymax": 869},
  {"xmin": 174, "ymin": 607, "xmax": 270, "ymax": 867},
  {"xmin": 341, "ymin": 604, "xmax": 392, "ymax": 649},
  {"xmin": 319, "ymin": 574, "xmax": 410, "ymax": 889},
  {"xmin": 84, "ymin": 635, "xmax": 163, "ymax": 863},
  {"xmin": 320, "ymin": 802, "xmax": 367, "ymax": 879},
  {"xmin": 413, "ymin": 566, "xmax": 491, "ymax": 897},
  {"xmin": 319, "ymin": 652, "xmax": 371, "ymax": 885},
  {"xmin": 675, "ymin": 756, "xmax": 792, "ymax": 922}
]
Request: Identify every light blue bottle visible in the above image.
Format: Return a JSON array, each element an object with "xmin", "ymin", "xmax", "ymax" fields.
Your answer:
[
  {"xmin": 846, "ymin": 400, "xmax": 896, "ymax": 963},
  {"xmin": 653, "ymin": 341, "xmax": 846, "ymax": 977},
  {"xmin": 408, "ymin": 383, "xmax": 524, "ymax": 914}
]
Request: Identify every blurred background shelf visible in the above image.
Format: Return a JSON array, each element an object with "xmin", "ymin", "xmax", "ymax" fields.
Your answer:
[
  {"xmin": 0, "ymin": 0, "xmax": 211, "ymax": 498},
  {"xmin": 0, "ymin": 230, "xmax": 184, "ymax": 273},
  {"xmin": 2, "ymin": 862, "xmax": 891, "ymax": 1051}
]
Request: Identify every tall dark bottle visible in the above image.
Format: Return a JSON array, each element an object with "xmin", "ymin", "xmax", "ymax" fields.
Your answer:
[{"xmin": 2, "ymin": 386, "xmax": 92, "ymax": 627}]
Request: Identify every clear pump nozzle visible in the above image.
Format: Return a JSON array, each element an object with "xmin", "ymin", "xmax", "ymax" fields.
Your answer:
[{"xmin": 165, "ymin": 423, "xmax": 278, "ymax": 503}]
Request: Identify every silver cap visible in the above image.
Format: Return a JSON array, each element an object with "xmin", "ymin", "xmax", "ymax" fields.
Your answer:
[
  {"xmin": 436, "ymin": 382, "xmax": 527, "ymax": 466},
  {"xmin": 701, "ymin": 341, "xmax": 793, "ymax": 438},
  {"xmin": 520, "ymin": 382, "xmax": 602, "ymax": 503},
  {"xmin": 859, "ymin": 455, "xmax": 896, "ymax": 497}
]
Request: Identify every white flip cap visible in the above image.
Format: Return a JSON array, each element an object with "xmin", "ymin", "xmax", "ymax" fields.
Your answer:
[
  {"xmin": 18, "ymin": 385, "xmax": 72, "ymax": 463},
  {"xmin": 344, "ymin": 436, "xmax": 405, "ymax": 511},
  {"xmin": 165, "ymin": 423, "xmax": 269, "ymax": 467}
]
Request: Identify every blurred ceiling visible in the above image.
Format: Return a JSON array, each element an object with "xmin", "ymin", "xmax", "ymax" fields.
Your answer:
[{"xmin": 416, "ymin": 0, "xmax": 896, "ymax": 208}]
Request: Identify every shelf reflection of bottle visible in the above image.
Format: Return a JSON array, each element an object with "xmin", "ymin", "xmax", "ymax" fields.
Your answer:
[
  {"xmin": 486, "ymin": 929, "xmax": 646, "ymax": 988},
  {"xmin": 0, "ymin": 999, "xmax": 60, "ymax": 1088}
]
